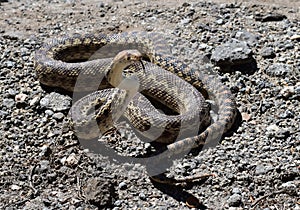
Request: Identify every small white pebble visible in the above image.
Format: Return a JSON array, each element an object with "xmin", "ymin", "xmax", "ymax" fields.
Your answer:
[{"xmin": 15, "ymin": 93, "xmax": 27, "ymax": 103}]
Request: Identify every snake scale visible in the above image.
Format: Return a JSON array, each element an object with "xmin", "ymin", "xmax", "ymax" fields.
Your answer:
[{"xmin": 34, "ymin": 31, "xmax": 237, "ymax": 185}]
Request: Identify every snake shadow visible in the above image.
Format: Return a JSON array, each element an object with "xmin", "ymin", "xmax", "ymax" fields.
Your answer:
[
  {"xmin": 77, "ymin": 105, "xmax": 242, "ymax": 209},
  {"xmin": 78, "ymin": 137, "xmax": 211, "ymax": 209},
  {"xmin": 150, "ymin": 178, "xmax": 210, "ymax": 209},
  {"xmin": 148, "ymin": 110, "xmax": 242, "ymax": 208}
]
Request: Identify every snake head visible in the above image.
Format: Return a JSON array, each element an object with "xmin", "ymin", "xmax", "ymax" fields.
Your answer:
[
  {"xmin": 108, "ymin": 49, "xmax": 145, "ymax": 87},
  {"xmin": 113, "ymin": 49, "xmax": 143, "ymax": 64}
]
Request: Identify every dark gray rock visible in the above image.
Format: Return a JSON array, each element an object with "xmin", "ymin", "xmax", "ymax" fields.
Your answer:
[
  {"xmin": 82, "ymin": 177, "xmax": 116, "ymax": 208},
  {"xmin": 211, "ymin": 39, "xmax": 255, "ymax": 72},
  {"xmin": 265, "ymin": 63, "xmax": 293, "ymax": 77}
]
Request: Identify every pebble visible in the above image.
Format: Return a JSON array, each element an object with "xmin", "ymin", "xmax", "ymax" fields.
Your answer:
[
  {"xmin": 3, "ymin": 98, "xmax": 15, "ymax": 108},
  {"xmin": 15, "ymin": 93, "xmax": 27, "ymax": 103},
  {"xmin": 39, "ymin": 145, "xmax": 52, "ymax": 157},
  {"xmin": 279, "ymin": 86, "xmax": 295, "ymax": 99},
  {"xmin": 255, "ymin": 165, "xmax": 273, "ymax": 175},
  {"xmin": 180, "ymin": 18, "xmax": 192, "ymax": 25},
  {"xmin": 216, "ymin": 19, "xmax": 224, "ymax": 25},
  {"xmin": 279, "ymin": 110, "xmax": 295, "ymax": 119},
  {"xmin": 52, "ymin": 112, "xmax": 64, "ymax": 120},
  {"xmin": 235, "ymin": 30, "xmax": 260, "ymax": 46},
  {"xmin": 266, "ymin": 124, "xmax": 280, "ymax": 138},
  {"xmin": 35, "ymin": 160, "xmax": 50, "ymax": 173},
  {"xmin": 196, "ymin": 22, "xmax": 211, "ymax": 32},
  {"xmin": 29, "ymin": 96, "xmax": 40, "ymax": 106},
  {"xmin": 45, "ymin": 109, "xmax": 54, "ymax": 116},
  {"xmin": 281, "ymin": 181, "xmax": 297, "ymax": 189},
  {"xmin": 260, "ymin": 47, "xmax": 276, "ymax": 58},
  {"xmin": 64, "ymin": 153, "xmax": 80, "ymax": 166},
  {"xmin": 39, "ymin": 92, "xmax": 72, "ymax": 111},
  {"xmin": 198, "ymin": 43, "xmax": 208, "ymax": 50},
  {"xmin": 114, "ymin": 200, "xmax": 123, "ymax": 207},
  {"xmin": 11, "ymin": 184, "xmax": 21, "ymax": 190},
  {"xmin": 118, "ymin": 181, "xmax": 127, "ymax": 190},
  {"xmin": 227, "ymin": 194, "xmax": 242, "ymax": 207},
  {"xmin": 7, "ymin": 89, "xmax": 17, "ymax": 97},
  {"xmin": 138, "ymin": 192, "xmax": 147, "ymax": 201},
  {"xmin": 290, "ymin": 34, "xmax": 300, "ymax": 41},
  {"xmin": 5, "ymin": 61, "xmax": 16, "ymax": 68},
  {"xmin": 232, "ymin": 188, "xmax": 241, "ymax": 195}
]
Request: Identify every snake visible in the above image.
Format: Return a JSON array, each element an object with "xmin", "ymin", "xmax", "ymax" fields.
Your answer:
[{"xmin": 34, "ymin": 32, "xmax": 237, "ymax": 185}]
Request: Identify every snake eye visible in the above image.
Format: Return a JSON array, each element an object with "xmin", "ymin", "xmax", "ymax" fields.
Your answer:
[{"xmin": 126, "ymin": 54, "xmax": 131, "ymax": 61}]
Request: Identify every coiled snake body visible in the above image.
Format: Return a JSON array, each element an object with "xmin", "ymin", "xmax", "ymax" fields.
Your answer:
[{"xmin": 34, "ymin": 32, "xmax": 237, "ymax": 185}]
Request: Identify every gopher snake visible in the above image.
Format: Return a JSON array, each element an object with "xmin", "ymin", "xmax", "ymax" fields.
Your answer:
[{"xmin": 34, "ymin": 32, "xmax": 237, "ymax": 185}]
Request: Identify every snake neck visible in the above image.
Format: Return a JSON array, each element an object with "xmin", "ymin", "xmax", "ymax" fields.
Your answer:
[
  {"xmin": 106, "ymin": 49, "xmax": 144, "ymax": 88},
  {"xmin": 107, "ymin": 61, "xmax": 141, "ymax": 96},
  {"xmin": 106, "ymin": 62, "xmax": 141, "ymax": 125},
  {"xmin": 107, "ymin": 61, "xmax": 131, "ymax": 87}
]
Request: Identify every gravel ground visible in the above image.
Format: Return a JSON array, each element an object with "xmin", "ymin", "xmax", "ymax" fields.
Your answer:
[{"xmin": 0, "ymin": 0, "xmax": 299, "ymax": 209}]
